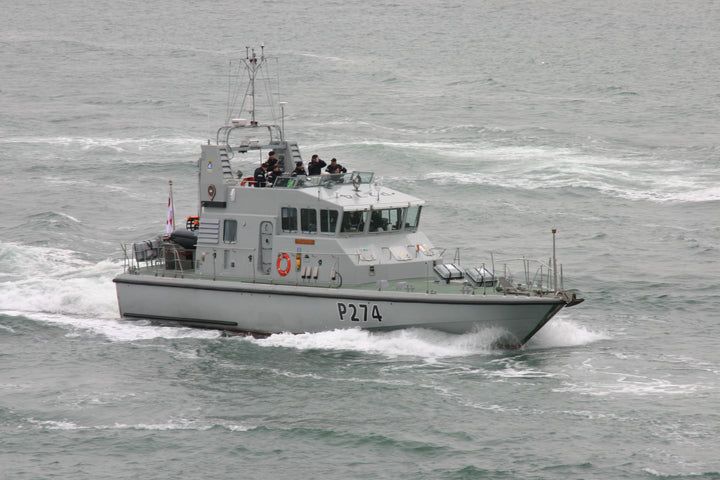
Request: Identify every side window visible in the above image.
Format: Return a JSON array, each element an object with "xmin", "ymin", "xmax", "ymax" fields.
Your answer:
[
  {"xmin": 340, "ymin": 210, "xmax": 368, "ymax": 233},
  {"xmin": 223, "ymin": 219, "xmax": 238, "ymax": 243},
  {"xmin": 405, "ymin": 205, "xmax": 421, "ymax": 230},
  {"xmin": 320, "ymin": 209, "xmax": 339, "ymax": 233},
  {"xmin": 281, "ymin": 207, "xmax": 298, "ymax": 232},
  {"xmin": 301, "ymin": 208, "xmax": 317, "ymax": 233}
]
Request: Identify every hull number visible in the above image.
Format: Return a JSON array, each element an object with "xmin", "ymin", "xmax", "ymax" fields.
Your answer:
[{"xmin": 337, "ymin": 302, "xmax": 383, "ymax": 322}]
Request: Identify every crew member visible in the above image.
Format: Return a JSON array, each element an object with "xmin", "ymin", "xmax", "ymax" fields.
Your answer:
[
  {"xmin": 291, "ymin": 161, "xmax": 307, "ymax": 177},
  {"xmin": 325, "ymin": 158, "xmax": 347, "ymax": 174},
  {"xmin": 253, "ymin": 163, "xmax": 268, "ymax": 187},
  {"xmin": 264, "ymin": 150, "xmax": 278, "ymax": 171},
  {"xmin": 307, "ymin": 154, "xmax": 326, "ymax": 175},
  {"xmin": 267, "ymin": 164, "xmax": 283, "ymax": 186}
]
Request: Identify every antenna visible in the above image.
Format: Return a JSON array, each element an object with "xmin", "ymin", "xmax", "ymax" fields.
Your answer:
[
  {"xmin": 228, "ymin": 45, "xmax": 279, "ymax": 131},
  {"xmin": 242, "ymin": 45, "xmax": 266, "ymax": 126},
  {"xmin": 279, "ymin": 101, "xmax": 287, "ymax": 140},
  {"xmin": 552, "ymin": 229, "xmax": 558, "ymax": 291}
]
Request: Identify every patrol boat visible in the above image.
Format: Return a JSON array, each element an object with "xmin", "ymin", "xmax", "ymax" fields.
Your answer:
[{"xmin": 113, "ymin": 47, "xmax": 583, "ymax": 348}]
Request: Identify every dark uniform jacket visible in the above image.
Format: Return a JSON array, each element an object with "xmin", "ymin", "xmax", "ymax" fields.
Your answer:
[
  {"xmin": 267, "ymin": 169, "xmax": 283, "ymax": 186},
  {"xmin": 307, "ymin": 159, "xmax": 326, "ymax": 175},
  {"xmin": 263, "ymin": 158, "xmax": 278, "ymax": 171},
  {"xmin": 253, "ymin": 166, "xmax": 267, "ymax": 187},
  {"xmin": 326, "ymin": 163, "xmax": 347, "ymax": 174}
]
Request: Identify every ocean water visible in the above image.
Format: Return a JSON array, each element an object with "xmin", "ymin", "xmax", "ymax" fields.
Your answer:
[{"xmin": 2, "ymin": 1, "xmax": 719, "ymax": 479}]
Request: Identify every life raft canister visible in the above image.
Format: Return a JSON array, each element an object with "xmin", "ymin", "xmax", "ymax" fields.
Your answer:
[{"xmin": 276, "ymin": 253, "xmax": 291, "ymax": 276}]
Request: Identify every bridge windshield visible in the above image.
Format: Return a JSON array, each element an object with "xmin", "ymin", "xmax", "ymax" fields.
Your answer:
[
  {"xmin": 340, "ymin": 204, "xmax": 422, "ymax": 235},
  {"xmin": 273, "ymin": 172, "xmax": 374, "ymax": 189}
]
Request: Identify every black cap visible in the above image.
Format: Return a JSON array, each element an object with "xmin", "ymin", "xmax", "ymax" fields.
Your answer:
[
  {"xmin": 312, "ymin": 154, "xmax": 319, "ymax": 159},
  {"xmin": 330, "ymin": 158, "xmax": 337, "ymax": 162},
  {"xmin": 269, "ymin": 151, "xmax": 275, "ymax": 156},
  {"xmin": 296, "ymin": 161, "xmax": 303, "ymax": 166}
]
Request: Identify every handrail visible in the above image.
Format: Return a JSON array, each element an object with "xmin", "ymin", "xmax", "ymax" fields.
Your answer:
[
  {"xmin": 164, "ymin": 244, "xmax": 186, "ymax": 275},
  {"xmin": 217, "ymin": 123, "xmax": 282, "ymax": 148}
]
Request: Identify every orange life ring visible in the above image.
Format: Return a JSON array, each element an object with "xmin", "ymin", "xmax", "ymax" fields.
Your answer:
[
  {"xmin": 240, "ymin": 176, "xmax": 255, "ymax": 186},
  {"xmin": 276, "ymin": 253, "xmax": 291, "ymax": 276}
]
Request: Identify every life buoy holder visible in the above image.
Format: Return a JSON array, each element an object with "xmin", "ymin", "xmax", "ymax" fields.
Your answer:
[
  {"xmin": 185, "ymin": 216, "xmax": 200, "ymax": 231},
  {"xmin": 277, "ymin": 253, "xmax": 291, "ymax": 276},
  {"xmin": 240, "ymin": 176, "xmax": 255, "ymax": 186}
]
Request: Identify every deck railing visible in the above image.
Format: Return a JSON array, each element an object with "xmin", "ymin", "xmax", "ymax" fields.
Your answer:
[{"xmin": 121, "ymin": 240, "xmax": 564, "ymax": 297}]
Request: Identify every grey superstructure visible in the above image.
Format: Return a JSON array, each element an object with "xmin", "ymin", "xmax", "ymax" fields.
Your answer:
[{"xmin": 113, "ymin": 47, "xmax": 582, "ymax": 348}]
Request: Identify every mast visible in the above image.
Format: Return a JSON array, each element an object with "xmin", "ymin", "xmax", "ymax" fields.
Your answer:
[
  {"xmin": 218, "ymin": 45, "xmax": 284, "ymax": 147},
  {"xmin": 243, "ymin": 44, "xmax": 265, "ymax": 126}
]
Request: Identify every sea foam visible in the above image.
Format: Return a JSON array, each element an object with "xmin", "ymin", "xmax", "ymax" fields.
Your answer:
[
  {"xmin": 528, "ymin": 317, "xmax": 610, "ymax": 349},
  {"xmin": 249, "ymin": 327, "xmax": 510, "ymax": 360}
]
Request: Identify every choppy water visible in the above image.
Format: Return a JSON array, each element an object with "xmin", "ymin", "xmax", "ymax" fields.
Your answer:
[{"xmin": 2, "ymin": 1, "xmax": 719, "ymax": 479}]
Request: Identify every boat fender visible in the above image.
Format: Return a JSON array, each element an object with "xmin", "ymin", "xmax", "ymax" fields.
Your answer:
[{"xmin": 277, "ymin": 253, "xmax": 291, "ymax": 276}]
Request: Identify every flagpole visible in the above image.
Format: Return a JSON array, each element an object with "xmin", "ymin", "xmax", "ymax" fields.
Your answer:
[
  {"xmin": 167, "ymin": 180, "xmax": 175, "ymax": 236},
  {"xmin": 170, "ymin": 180, "xmax": 175, "ymax": 231}
]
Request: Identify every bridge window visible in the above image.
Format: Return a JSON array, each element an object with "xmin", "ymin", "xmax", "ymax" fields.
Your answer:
[
  {"xmin": 301, "ymin": 208, "xmax": 317, "ymax": 233},
  {"xmin": 320, "ymin": 209, "xmax": 339, "ymax": 233},
  {"xmin": 340, "ymin": 210, "xmax": 368, "ymax": 233},
  {"xmin": 281, "ymin": 207, "xmax": 298, "ymax": 232},
  {"xmin": 369, "ymin": 208, "xmax": 404, "ymax": 233},
  {"xmin": 223, "ymin": 219, "xmax": 237, "ymax": 243}
]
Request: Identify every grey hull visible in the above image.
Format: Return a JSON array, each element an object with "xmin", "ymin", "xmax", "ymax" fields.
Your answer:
[{"xmin": 114, "ymin": 274, "xmax": 565, "ymax": 347}]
